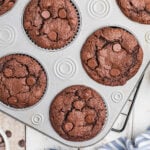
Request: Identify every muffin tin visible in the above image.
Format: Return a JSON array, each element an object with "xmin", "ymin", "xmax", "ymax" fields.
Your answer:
[{"xmin": 0, "ymin": 0, "xmax": 150, "ymax": 148}]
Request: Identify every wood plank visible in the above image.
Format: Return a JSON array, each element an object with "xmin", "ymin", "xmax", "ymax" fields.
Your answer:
[{"xmin": 0, "ymin": 111, "xmax": 26, "ymax": 150}]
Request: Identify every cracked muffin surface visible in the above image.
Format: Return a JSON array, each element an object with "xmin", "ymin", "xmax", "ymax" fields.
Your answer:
[
  {"xmin": 117, "ymin": 0, "xmax": 150, "ymax": 24},
  {"xmin": 50, "ymin": 85, "xmax": 106, "ymax": 141},
  {"xmin": 0, "ymin": 0, "xmax": 16, "ymax": 15},
  {"xmin": 0, "ymin": 54, "xmax": 47, "ymax": 108},
  {"xmin": 23, "ymin": 0, "xmax": 79, "ymax": 49},
  {"xmin": 81, "ymin": 27, "xmax": 143, "ymax": 86}
]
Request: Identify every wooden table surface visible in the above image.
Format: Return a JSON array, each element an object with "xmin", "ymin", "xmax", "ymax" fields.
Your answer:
[{"xmin": 0, "ymin": 66, "xmax": 150, "ymax": 150}]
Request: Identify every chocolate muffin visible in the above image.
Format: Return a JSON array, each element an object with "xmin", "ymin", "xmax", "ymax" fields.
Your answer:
[
  {"xmin": 81, "ymin": 27, "xmax": 143, "ymax": 86},
  {"xmin": 50, "ymin": 85, "xmax": 106, "ymax": 141},
  {"xmin": 0, "ymin": 54, "xmax": 47, "ymax": 108},
  {"xmin": 0, "ymin": 0, "xmax": 16, "ymax": 16},
  {"xmin": 23, "ymin": 0, "xmax": 79, "ymax": 49},
  {"xmin": 117, "ymin": 0, "xmax": 150, "ymax": 24}
]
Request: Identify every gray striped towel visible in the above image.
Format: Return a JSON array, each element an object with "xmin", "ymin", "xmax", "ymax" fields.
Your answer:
[{"xmin": 98, "ymin": 127, "xmax": 150, "ymax": 150}]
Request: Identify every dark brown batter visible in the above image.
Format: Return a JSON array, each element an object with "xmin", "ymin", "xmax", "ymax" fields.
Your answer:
[
  {"xmin": 0, "ymin": 54, "xmax": 47, "ymax": 108},
  {"xmin": 23, "ymin": 0, "xmax": 79, "ymax": 49},
  {"xmin": 81, "ymin": 27, "xmax": 143, "ymax": 86},
  {"xmin": 0, "ymin": 0, "xmax": 16, "ymax": 15},
  {"xmin": 117, "ymin": 0, "xmax": 150, "ymax": 24},
  {"xmin": 50, "ymin": 85, "xmax": 106, "ymax": 141}
]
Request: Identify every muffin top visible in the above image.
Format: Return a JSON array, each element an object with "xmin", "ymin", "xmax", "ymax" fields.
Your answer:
[
  {"xmin": 0, "ymin": 0, "xmax": 16, "ymax": 16},
  {"xmin": 23, "ymin": 0, "xmax": 79, "ymax": 49},
  {"xmin": 117, "ymin": 0, "xmax": 150, "ymax": 24},
  {"xmin": 0, "ymin": 54, "xmax": 47, "ymax": 108},
  {"xmin": 50, "ymin": 85, "xmax": 106, "ymax": 141},
  {"xmin": 81, "ymin": 27, "xmax": 143, "ymax": 86}
]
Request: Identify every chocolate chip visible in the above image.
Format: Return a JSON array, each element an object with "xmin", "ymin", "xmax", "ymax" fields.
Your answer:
[
  {"xmin": 18, "ymin": 139, "xmax": 25, "ymax": 147},
  {"xmin": 26, "ymin": 76, "xmax": 36, "ymax": 86},
  {"xmin": 48, "ymin": 31, "xmax": 57, "ymax": 41},
  {"xmin": 58, "ymin": 8, "xmax": 67, "ymax": 19},
  {"xmin": 5, "ymin": 130, "xmax": 12, "ymax": 138},
  {"xmin": 87, "ymin": 58, "xmax": 98, "ymax": 69},
  {"xmin": 73, "ymin": 101, "xmax": 85, "ymax": 110},
  {"xmin": 41, "ymin": 10, "xmax": 50, "ymax": 19},
  {"xmin": 85, "ymin": 115, "xmax": 95, "ymax": 124},
  {"xmin": 113, "ymin": 43, "xmax": 122, "ymax": 52},
  {"xmin": 64, "ymin": 122, "xmax": 73, "ymax": 132},
  {"xmin": 110, "ymin": 68, "xmax": 121, "ymax": 77},
  {"xmin": 146, "ymin": 4, "xmax": 150, "ymax": 12},
  {"xmin": 82, "ymin": 89, "xmax": 92, "ymax": 99},
  {"xmin": 4, "ymin": 68, "xmax": 13, "ymax": 77}
]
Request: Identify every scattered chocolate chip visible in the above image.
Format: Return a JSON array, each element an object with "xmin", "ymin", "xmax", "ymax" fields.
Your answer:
[
  {"xmin": 5, "ymin": 130, "xmax": 12, "ymax": 138},
  {"xmin": 18, "ymin": 139, "xmax": 25, "ymax": 147},
  {"xmin": 87, "ymin": 58, "xmax": 98, "ymax": 69}
]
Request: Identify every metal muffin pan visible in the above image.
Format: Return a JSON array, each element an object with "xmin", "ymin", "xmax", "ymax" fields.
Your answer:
[{"xmin": 0, "ymin": 0, "xmax": 150, "ymax": 148}]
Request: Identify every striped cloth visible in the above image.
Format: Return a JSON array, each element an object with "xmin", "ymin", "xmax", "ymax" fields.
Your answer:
[{"xmin": 98, "ymin": 127, "xmax": 150, "ymax": 150}]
